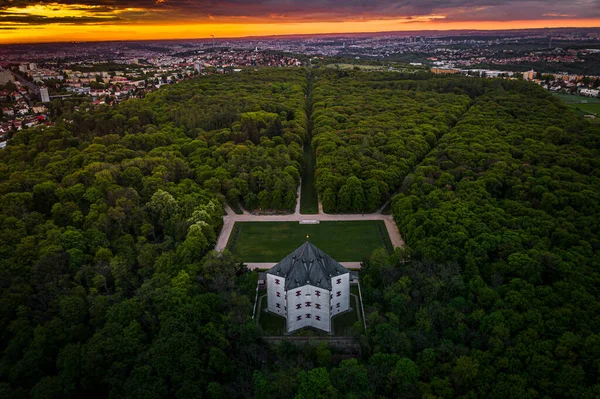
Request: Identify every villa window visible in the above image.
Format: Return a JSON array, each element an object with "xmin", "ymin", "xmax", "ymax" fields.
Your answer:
[
  {"xmin": 315, "ymin": 303, "xmax": 321, "ymax": 310},
  {"xmin": 297, "ymin": 315, "xmax": 302, "ymax": 321},
  {"xmin": 336, "ymin": 303, "xmax": 341, "ymax": 308},
  {"xmin": 336, "ymin": 291, "xmax": 341, "ymax": 297},
  {"xmin": 275, "ymin": 279, "xmax": 280, "ymax": 285},
  {"xmin": 276, "ymin": 292, "xmax": 281, "ymax": 297},
  {"xmin": 336, "ymin": 278, "xmax": 342, "ymax": 284},
  {"xmin": 296, "ymin": 304, "xmax": 302, "ymax": 309},
  {"xmin": 276, "ymin": 303, "xmax": 281, "ymax": 309},
  {"xmin": 315, "ymin": 291, "xmax": 321, "ymax": 297},
  {"xmin": 295, "ymin": 290, "xmax": 302, "ymax": 297},
  {"xmin": 306, "ymin": 314, "xmax": 311, "ymax": 319},
  {"xmin": 315, "ymin": 315, "xmax": 321, "ymax": 321},
  {"xmin": 305, "ymin": 302, "xmax": 311, "ymax": 307}
]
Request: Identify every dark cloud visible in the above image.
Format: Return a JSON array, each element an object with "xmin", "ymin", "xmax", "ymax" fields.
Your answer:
[
  {"xmin": 0, "ymin": 0, "xmax": 598, "ymax": 25},
  {"xmin": 0, "ymin": 14, "xmax": 120, "ymax": 24}
]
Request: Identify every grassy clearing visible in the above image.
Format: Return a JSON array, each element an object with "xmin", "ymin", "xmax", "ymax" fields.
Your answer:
[
  {"xmin": 300, "ymin": 144, "xmax": 318, "ymax": 214},
  {"xmin": 552, "ymin": 93, "xmax": 600, "ymax": 104},
  {"xmin": 257, "ymin": 296, "xmax": 286, "ymax": 335},
  {"xmin": 331, "ymin": 294, "xmax": 362, "ymax": 336},
  {"xmin": 553, "ymin": 92, "xmax": 600, "ymax": 121},
  {"xmin": 568, "ymin": 103, "xmax": 600, "ymax": 116},
  {"xmin": 228, "ymin": 221, "xmax": 391, "ymax": 262}
]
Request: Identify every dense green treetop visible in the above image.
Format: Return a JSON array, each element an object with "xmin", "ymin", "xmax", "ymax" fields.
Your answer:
[{"xmin": 1, "ymin": 68, "xmax": 599, "ymax": 398}]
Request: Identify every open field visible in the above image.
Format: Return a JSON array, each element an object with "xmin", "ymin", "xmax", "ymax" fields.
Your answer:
[
  {"xmin": 568, "ymin": 103, "xmax": 600, "ymax": 116},
  {"xmin": 553, "ymin": 93, "xmax": 600, "ymax": 121},
  {"xmin": 228, "ymin": 221, "xmax": 392, "ymax": 262},
  {"xmin": 552, "ymin": 93, "xmax": 600, "ymax": 104}
]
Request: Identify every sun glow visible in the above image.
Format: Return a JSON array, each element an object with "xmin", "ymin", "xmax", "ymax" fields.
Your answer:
[
  {"xmin": 3, "ymin": 4, "xmax": 115, "ymax": 19},
  {"xmin": 0, "ymin": 2, "xmax": 599, "ymax": 44}
]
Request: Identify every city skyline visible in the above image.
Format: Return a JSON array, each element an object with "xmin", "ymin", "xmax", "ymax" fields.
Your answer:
[{"xmin": 1, "ymin": 0, "xmax": 600, "ymax": 44}]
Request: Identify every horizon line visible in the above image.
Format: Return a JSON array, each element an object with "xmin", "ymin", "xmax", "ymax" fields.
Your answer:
[{"xmin": 1, "ymin": 25, "xmax": 599, "ymax": 47}]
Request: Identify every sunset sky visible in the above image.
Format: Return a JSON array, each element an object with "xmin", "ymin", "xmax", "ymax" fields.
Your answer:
[{"xmin": 1, "ymin": 0, "xmax": 599, "ymax": 44}]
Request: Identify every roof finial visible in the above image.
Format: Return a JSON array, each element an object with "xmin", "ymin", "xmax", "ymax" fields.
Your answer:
[{"xmin": 306, "ymin": 235, "xmax": 309, "ymax": 241}]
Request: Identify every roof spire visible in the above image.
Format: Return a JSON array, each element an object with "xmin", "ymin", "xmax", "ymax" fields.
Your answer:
[{"xmin": 306, "ymin": 235, "xmax": 309, "ymax": 241}]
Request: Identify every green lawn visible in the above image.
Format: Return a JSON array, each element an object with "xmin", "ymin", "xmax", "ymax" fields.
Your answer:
[
  {"xmin": 300, "ymin": 144, "xmax": 318, "ymax": 214},
  {"xmin": 257, "ymin": 295, "xmax": 286, "ymax": 335},
  {"xmin": 553, "ymin": 93, "xmax": 600, "ymax": 121},
  {"xmin": 568, "ymin": 103, "xmax": 600, "ymax": 116},
  {"xmin": 552, "ymin": 93, "xmax": 600, "ymax": 104},
  {"xmin": 331, "ymin": 294, "xmax": 362, "ymax": 336},
  {"xmin": 228, "ymin": 221, "xmax": 391, "ymax": 262}
]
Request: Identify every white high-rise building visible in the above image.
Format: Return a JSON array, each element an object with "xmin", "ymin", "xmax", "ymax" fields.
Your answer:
[
  {"xmin": 40, "ymin": 87, "xmax": 50, "ymax": 103},
  {"xmin": 29, "ymin": 63, "xmax": 37, "ymax": 71},
  {"xmin": 266, "ymin": 241, "xmax": 351, "ymax": 333},
  {"xmin": 194, "ymin": 61, "xmax": 202, "ymax": 73}
]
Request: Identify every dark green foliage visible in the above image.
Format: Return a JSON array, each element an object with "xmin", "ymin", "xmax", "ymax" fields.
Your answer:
[
  {"xmin": 0, "ymin": 70, "xmax": 307, "ymax": 398},
  {"xmin": 357, "ymin": 80, "xmax": 600, "ymax": 397},
  {"xmin": 2, "ymin": 68, "xmax": 600, "ymax": 399},
  {"xmin": 311, "ymin": 71, "xmax": 472, "ymax": 212}
]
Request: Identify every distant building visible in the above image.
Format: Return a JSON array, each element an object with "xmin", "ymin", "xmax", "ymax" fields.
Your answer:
[
  {"xmin": 40, "ymin": 87, "xmax": 50, "ymax": 103},
  {"xmin": 0, "ymin": 69, "xmax": 14, "ymax": 86},
  {"xmin": 266, "ymin": 241, "xmax": 351, "ymax": 334},
  {"xmin": 194, "ymin": 61, "xmax": 202, "ymax": 73},
  {"xmin": 29, "ymin": 63, "xmax": 37, "ymax": 71},
  {"xmin": 32, "ymin": 105, "xmax": 47, "ymax": 114},
  {"xmin": 18, "ymin": 64, "xmax": 28, "ymax": 73},
  {"xmin": 523, "ymin": 70, "xmax": 536, "ymax": 80},
  {"xmin": 431, "ymin": 67, "xmax": 460, "ymax": 75},
  {"xmin": 580, "ymin": 88, "xmax": 600, "ymax": 97}
]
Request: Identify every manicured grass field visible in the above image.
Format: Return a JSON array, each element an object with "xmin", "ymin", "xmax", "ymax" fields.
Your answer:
[
  {"xmin": 553, "ymin": 93, "xmax": 600, "ymax": 121},
  {"xmin": 228, "ymin": 221, "xmax": 392, "ymax": 262},
  {"xmin": 300, "ymin": 144, "xmax": 318, "ymax": 214},
  {"xmin": 568, "ymin": 103, "xmax": 600, "ymax": 115},
  {"xmin": 552, "ymin": 93, "xmax": 600, "ymax": 104}
]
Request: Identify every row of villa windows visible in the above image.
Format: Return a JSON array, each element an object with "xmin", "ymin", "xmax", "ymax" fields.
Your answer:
[
  {"xmin": 293, "ymin": 290, "xmax": 342, "ymax": 297},
  {"xmin": 291, "ymin": 286, "xmax": 342, "ymax": 298},
  {"xmin": 296, "ymin": 314, "xmax": 322, "ymax": 321},
  {"xmin": 295, "ymin": 302, "xmax": 323, "ymax": 309}
]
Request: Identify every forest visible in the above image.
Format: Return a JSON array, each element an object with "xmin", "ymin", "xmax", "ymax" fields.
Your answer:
[
  {"xmin": 0, "ymin": 68, "xmax": 599, "ymax": 398},
  {"xmin": 311, "ymin": 71, "xmax": 471, "ymax": 212}
]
